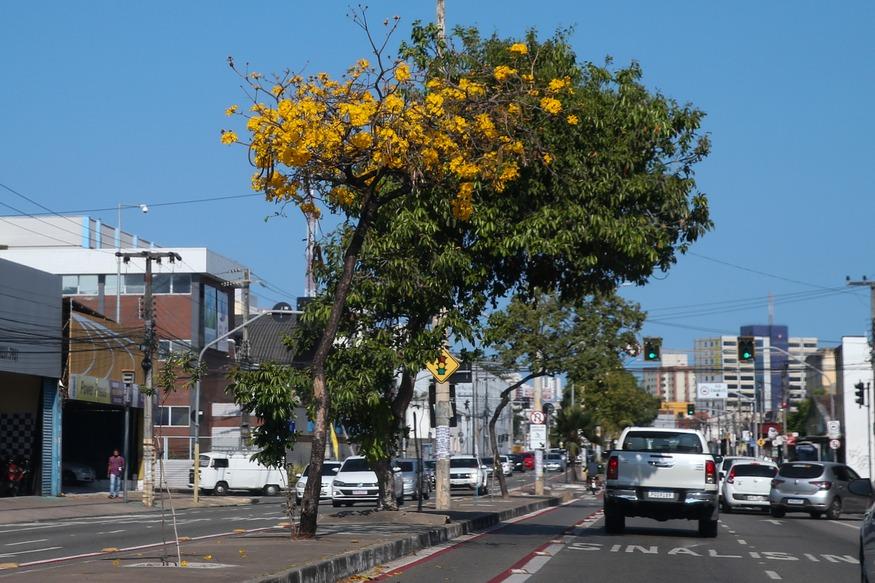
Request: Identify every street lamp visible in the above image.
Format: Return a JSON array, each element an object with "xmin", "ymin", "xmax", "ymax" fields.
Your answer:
[
  {"xmin": 115, "ymin": 203, "xmax": 149, "ymax": 323},
  {"xmin": 191, "ymin": 307, "xmax": 302, "ymax": 503}
]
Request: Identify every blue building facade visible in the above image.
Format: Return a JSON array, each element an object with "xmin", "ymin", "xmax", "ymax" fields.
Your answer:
[{"xmin": 740, "ymin": 324, "xmax": 789, "ymax": 414}]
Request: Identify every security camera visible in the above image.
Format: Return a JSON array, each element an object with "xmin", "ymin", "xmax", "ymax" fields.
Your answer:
[{"xmin": 139, "ymin": 204, "xmax": 149, "ymax": 214}]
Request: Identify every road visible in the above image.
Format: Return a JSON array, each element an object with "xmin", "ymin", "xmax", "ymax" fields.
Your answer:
[
  {"xmin": 366, "ymin": 498, "xmax": 863, "ymax": 582},
  {"xmin": 0, "ymin": 468, "xmax": 555, "ymax": 574}
]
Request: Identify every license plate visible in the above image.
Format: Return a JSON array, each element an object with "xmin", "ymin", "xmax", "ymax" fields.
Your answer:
[
  {"xmin": 787, "ymin": 498, "xmax": 805, "ymax": 505},
  {"xmin": 352, "ymin": 489, "xmax": 368, "ymax": 495},
  {"xmin": 646, "ymin": 490, "xmax": 676, "ymax": 500}
]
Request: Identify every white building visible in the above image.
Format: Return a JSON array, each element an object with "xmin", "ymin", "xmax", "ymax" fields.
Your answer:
[
  {"xmin": 642, "ymin": 352, "xmax": 696, "ymax": 404},
  {"xmin": 835, "ymin": 336, "xmax": 875, "ymax": 478},
  {"xmin": 787, "ymin": 337, "xmax": 820, "ymax": 406},
  {"xmin": 694, "ymin": 336, "xmax": 767, "ymax": 413}
]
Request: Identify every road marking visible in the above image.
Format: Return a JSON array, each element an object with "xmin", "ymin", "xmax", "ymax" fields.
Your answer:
[
  {"xmin": 4, "ymin": 540, "xmax": 47, "ymax": 547},
  {"xmin": 764, "ymin": 519, "xmax": 782, "ymax": 526},
  {"xmin": 96, "ymin": 529, "xmax": 125, "ymax": 535},
  {"xmin": 828, "ymin": 520, "xmax": 859, "ymax": 530},
  {"xmin": 0, "ymin": 547, "xmax": 62, "ymax": 559},
  {"xmin": 738, "ymin": 539, "xmax": 748, "ymax": 545},
  {"xmin": 765, "ymin": 570, "xmax": 782, "ymax": 580}
]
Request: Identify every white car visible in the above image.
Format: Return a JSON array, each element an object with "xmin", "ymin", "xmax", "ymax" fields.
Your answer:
[
  {"xmin": 499, "ymin": 455, "xmax": 513, "ymax": 476},
  {"xmin": 295, "ymin": 461, "xmax": 342, "ymax": 505},
  {"xmin": 449, "ymin": 456, "xmax": 488, "ymax": 494},
  {"xmin": 331, "ymin": 456, "xmax": 404, "ymax": 507},
  {"xmin": 721, "ymin": 461, "xmax": 778, "ymax": 512},
  {"xmin": 62, "ymin": 461, "xmax": 96, "ymax": 484},
  {"xmin": 718, "ymin": 456, "xmax": 758, "ymax": 496}
]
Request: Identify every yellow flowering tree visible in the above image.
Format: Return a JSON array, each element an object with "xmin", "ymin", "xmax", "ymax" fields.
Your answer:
[{"xmin": 223, "ymin": 16, "xmax": 569, "ymax": 537}]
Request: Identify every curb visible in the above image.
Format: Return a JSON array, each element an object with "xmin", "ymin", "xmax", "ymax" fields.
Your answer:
[{"xmin": 247, "ymin": 493, "xmax": 573, "ymax": 583}]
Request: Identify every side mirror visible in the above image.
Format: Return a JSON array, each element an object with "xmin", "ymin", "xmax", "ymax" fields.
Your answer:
[
  {"xmin": 849, "ymin": 478, "xmax": 875, "ymax": 497},
  {"xmin": 332, "ymin": 467, "xmax": 340, "ymax": 474},
  {"xmin": 392, "ymin": 466, "xmax": 402, "ymax": 473},
  {"xmin": 719, "ymin": 472, "xmax": 725, "ymax": 480}
]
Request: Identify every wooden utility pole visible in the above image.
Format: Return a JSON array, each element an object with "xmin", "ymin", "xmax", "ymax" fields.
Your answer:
[{"xmin": 117, "ymin": 250, "xmax": 181, "ymax": 507}]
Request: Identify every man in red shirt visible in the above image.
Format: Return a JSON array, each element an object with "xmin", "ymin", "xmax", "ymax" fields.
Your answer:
[{"xmin": 107, "ymin": 449, "xmax": 125, "ymax": 499}]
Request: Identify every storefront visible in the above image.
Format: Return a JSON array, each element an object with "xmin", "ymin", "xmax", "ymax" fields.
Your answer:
[{"xmin": 0, "ymin": 259, "xmax": 62, "ymax": 496}]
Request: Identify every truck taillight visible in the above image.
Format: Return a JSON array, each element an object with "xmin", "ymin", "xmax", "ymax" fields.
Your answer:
[
  {"xmin": 705, "ymin": 460, "xmax": 716, "ymax": 484},
  {"xmin": 607, "ymin": 456, "xmax": 619, "ymax": 480}
]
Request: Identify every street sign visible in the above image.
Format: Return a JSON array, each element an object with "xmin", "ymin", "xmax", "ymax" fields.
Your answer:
[
  {"xmin": 773, "ymin": 435, "xmax": 784, "ymax": 446},
  {"xmin": 530, "ymin": 410, "xmax": 545, "ymax": 424},
  {"xmin": 697, "ymin": 382, "xmax": 728, "ymax": 400},
  {"xmin": 426, "ymin": 349, "xmax": 461, "ymax": 384},
  {"xmin": 827, "ymin": 420, "xmax": 841, "ymax": 439},
  {"xmin": 757, "ymin": 438, "xmax": 766, "ymax": 447},
  {"xmin": 741, "ymin": 430, "xmax": 751, "ymax": 442},
  {"xmin": 767, "ymin": 426, "xmax": 778, "ymax": 439},
  {"xmin": 829, "ymin": 439, "xmax": 841, "ymax": 450},
  {"xmin": 529, "ymin": 424, "xmax": 547, "ymax": 450}
]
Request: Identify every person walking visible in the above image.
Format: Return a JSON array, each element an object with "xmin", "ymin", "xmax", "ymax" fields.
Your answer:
[{"xmin": 107, "ymin": 449, "xmax": 125, "ymax": 499}]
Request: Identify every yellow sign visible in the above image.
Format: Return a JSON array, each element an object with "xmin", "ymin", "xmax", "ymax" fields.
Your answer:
[
  {"xmin": 757, "ymin": 438, "xmax": 766, "ymax": 447},
  {"xmin": 426, "ymin": 349, "xmax": 460, "ymax": 383}
]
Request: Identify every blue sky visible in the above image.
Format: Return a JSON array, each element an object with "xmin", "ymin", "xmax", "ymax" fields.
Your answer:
[{"xmin": 2, "ymin": 1, "xmax": 874, "ymax": 356}]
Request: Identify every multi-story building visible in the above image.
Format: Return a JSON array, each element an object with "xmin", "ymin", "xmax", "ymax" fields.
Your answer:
[
  {"xmin": 786, "ymin": 336, "xmax": 819, "ymax": 406},
  {"xmin": 835, "ymin": 337, "xmax": 875, "ymax": 478},
  {"xmin": 694, "ymin": 336, "xmax": 765, "ymax": 414},
  {"xmin": 642, "ymin": 352, "xmax": 696, "ymax": 404}
]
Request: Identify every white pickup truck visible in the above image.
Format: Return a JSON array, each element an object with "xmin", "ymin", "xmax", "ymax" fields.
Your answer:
[{"xmin": 603, "ymin": 427, "xmax": 719, "ymax": 537}]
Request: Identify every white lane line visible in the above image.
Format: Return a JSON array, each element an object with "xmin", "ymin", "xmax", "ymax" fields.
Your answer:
[
  {"xmin": 737, "ymin": 539, "xmax": 748, "ymax": 545},
  {"xmin": 828, "ymin": 520, "xmax": 859, "ymax": 530},
  {"xmin": 0, "ymin": 546, "xmax": 63, "ymax": 558},
  {"xmin": 4, "ymin": 539, "xmax": 48, "ymax": 547},
  {"xmin": 765, "ymin": 570, "xmax": 782, "ymax": 580},
  {"xmin": 96, "ymin": 529, "xmax": 125, "ymax": 535}
]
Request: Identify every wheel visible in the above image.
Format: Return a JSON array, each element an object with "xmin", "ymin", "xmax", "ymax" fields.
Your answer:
[
  {"xmin": 604, "ymin": 507, "xmax": 625, "ymax": 534},
  {"xmin": 264, "ymin": 484, "xmax": 280, "ymax": 496},
  {"xmin": 698, "ymin": 518, "xmax": 718, "ymax": 538},
  {"xmin": 770, "ymin": 506, "xmax": 786, "ymax": 518},
  {"xmin": 213, "ymin": 481, "xmax": 229, "ymax": 496},
  {"xmin": 826, "ymin": 498, "xmax": 842, "ymax": 520}
]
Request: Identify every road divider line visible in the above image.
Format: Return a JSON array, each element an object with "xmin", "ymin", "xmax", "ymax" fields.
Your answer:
[
  {"xmin": 828, "ymin": 520, "xmax": 859, "ymax": 530},
  {"xmin": 0, "ymin": 547, "xmax": 62, "ymax": 559},
  {"xmin": 765, "ymin": 570, "xmax": 782, "ymax": 580},
  {"xmin": 4, "ymin": 539, "xmax": 48, "ymax": 547}
]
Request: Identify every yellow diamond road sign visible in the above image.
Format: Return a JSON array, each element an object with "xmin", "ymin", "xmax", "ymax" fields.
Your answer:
[{"xmin": 426, "ymin": 349, "xmax": 460, "ymax": 383}]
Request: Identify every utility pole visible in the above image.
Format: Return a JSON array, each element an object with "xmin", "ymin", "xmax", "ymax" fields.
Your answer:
[
  {"xmin": 117, "ymin": 250, "xmax": 181, "ymax": 507},
  {"xmin": 534, "ymin": 375, "xmax": 544, "ymax": 495},
  {"xmin": 222, "ymin": 269, "xmax": 251, "ymax": 363},
  {"xmin": 435, "ymin": 366, "xmax": 451, "ymax": 510}
]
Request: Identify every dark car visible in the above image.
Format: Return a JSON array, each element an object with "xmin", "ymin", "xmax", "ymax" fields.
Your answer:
[
  {"xmin": 510, "ymin": 452, "xmax": 534, "ymax": 472},
  {"xmin": 854, "ymin": 479, "xmax": 875, "ymax": 582}
]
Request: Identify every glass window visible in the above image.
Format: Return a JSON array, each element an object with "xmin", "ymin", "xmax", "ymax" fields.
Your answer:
[
  {"xmin": 396, "ymin": 461, "xmax": 415, "ymax": 472},
  {"xmin": 172, "ymin": 274, "xmax": 191, "ymax": 294},
  {"xmin": 104, "ymin": 275, "xmax": 119, "ymax": 295},
  {"xmin": 622, "ymin": 431, "xmax": 703, "ymax": 454},
  {"xmin": 77, "ymin": 275, "xmax": 99, "ymax": 295},
  {"xmin": 341, "ymin": 458, "xmax": 371, "ymax": 472},
  {"xmin": 450, "ymin": 458, "xmax": 480, "ymax": 468},
  {"xmin": 124, "ymin": 274, "xmax": 145, "ymax": 294},
  {"xmin": 213, "ymin": 458, "xmax": 229, "ymax": 468},
  {"xmin": 731, "ymin": 464, "xmax": 777, "ymax": 477},
  {"xmin": 321, "ymin": 463, "xmax": 342, "ymax": 476},
  {"xmin": 157, "ymin": 406, "xmax": 189, "ymax": 427},
  {"xmin": 833, "ymin": 466, "xmax": 850, "ymax": 482},
  {"xmin": 779, "ymin": 463, "xmax": 824, "ymax": 479},
  {"xmin": 153, "ymin": 274, "xmax": 171, "ymax": 294},
  {"xmin": 848, "ymin": 467, "xmax": 862, "ymax": 481},
  {"xmin": 198, "ymin": 455, "xmax": 210, "ymax": 468},
  {"xmin": 62, "ymin": 275, "xmax": 79, "ymax": 295}
]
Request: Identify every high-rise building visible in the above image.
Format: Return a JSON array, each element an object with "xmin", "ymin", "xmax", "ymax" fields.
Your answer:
[
  {"xmin": 694, "ymin": 336, "xmax": 764, "ymax": 414},
  {"xmin": 642, "ymin": 352, "xmax": 697, "ymax": 404}
]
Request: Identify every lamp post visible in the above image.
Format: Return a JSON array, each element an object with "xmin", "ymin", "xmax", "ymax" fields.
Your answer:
[
  {"xmin": 115, "ymin": 203, "xmax": 149, "ymax": 323},
  {"xmin": 191, "ymin": 307, "xmax": 302, "ymax": 503}
]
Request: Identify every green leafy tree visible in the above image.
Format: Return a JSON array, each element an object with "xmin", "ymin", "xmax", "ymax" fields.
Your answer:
[
  {"xmin": 482, "ymin": 291, "xmax": 644, "ymax": 496},
  {"xmin": 551, "ymin": 404, "xmax": 595, "ymax": 480},
  {"xmin": 581, "ymin": 370, "xmax": 660, "ymax": 443}
]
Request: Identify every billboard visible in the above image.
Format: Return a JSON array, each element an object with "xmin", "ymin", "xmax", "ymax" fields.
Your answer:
[
  {"xmin": 202, "ymin": 284, "xmax": 230, "ymax": 352},
  {"xmin": 697, "ymin": 383, "xmax": 728, "ymax": 400}
]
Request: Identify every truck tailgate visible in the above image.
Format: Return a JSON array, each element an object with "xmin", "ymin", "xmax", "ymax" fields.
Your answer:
[{"xmin": 616, "ymin": 452, "xmax": 707, "ymax": 490}]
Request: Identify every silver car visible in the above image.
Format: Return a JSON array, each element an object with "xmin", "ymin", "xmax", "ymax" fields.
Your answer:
[
  {"xmin": 769, "ymin": 461, "xmax": 872, "ymax": 519},
  {"xmin": 393, "ymin": 458, "xmax": 430, "ymax": 501}
]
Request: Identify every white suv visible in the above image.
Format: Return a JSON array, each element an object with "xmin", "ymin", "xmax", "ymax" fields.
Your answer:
[{"xmin": 450, "ymin": 456, "xmax": 488, "ymax": 494}]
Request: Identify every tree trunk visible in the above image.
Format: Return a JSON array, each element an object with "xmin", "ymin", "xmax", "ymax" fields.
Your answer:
[
  {"xmin": 373, "ymin": 458, "xmax": 399, "ymax": 510},
  {"xmin": 298, "ymin": 190, "xmax": 379, "ymax": 538},
  {"xmin": 489, "ymin": 371, "xmax": 543, "ymax": 498}
]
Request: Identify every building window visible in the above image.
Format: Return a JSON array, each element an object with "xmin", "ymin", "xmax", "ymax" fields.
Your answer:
[
  {"xmin": 157, "ymin": 406, "xmax": 190, "ymax": 427},
  {"xmin": 158, "ymin": 340, "xmax": 191, "ymax": 357},
  {"xmin": 60, "ymin": 274, "xmax": 99, "ymax": 295}
]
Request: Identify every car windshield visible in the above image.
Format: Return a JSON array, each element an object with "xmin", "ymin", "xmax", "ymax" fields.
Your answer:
[
  {"xmin": 622, "ymin": 431, "xmax": 703, "ymax": 454},
  {"xmin": 779, "ymin": 463, "xmax": 824, "ymax": 479},
  {"xmin": 396, "ymin": 461, "xmax": 415, "ymax": 472},
  {"xmin": 198, "ymin": 455, "xmax": 210, "ymax": 468},
  {"xmin": 450, "ymin": 458, "xmax": 479, "ymax": 468},
  {"xmin": 340, "ymin": 458, "xmax": 372, "ymax": 472},
  {"xmin": 301, "ymin": 463, "xmax": 341, "ymax": 477},
  {"xmin": 482, "ymin": 457, "xmax": 494, "ymax": 465},
  {"xmin": 731, "ymin": 464, "xmax": 778, "ymax": 477},
  {"xmin": 546, "ymin": 454, "xmax": 562, "ymax": 461}
]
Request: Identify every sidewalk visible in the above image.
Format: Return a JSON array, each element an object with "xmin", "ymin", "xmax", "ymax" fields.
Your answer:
[
  {"xmin": 0, "ymin": 490, "xmax": 259, "ymax": 525},
  {"xmin": 1, "ymin": 481, "xmax": 590, "ymax": 583}
]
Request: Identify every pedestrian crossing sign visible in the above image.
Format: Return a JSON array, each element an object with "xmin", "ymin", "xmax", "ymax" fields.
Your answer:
[{"xmin": 426, "ymin": 349, "xmax": 460, "ymax": 383}]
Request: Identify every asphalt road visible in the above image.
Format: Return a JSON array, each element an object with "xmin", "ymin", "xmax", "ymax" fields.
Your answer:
[
  {"xmin": 368, "ymin": 498, "xmax": 863, "ymax": 582},
  {"xmin": 0, "ymin": 468, "xmax": 558, "ymax": 573}
]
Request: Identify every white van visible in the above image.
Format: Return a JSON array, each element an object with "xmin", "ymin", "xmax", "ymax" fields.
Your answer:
[{"xmin": 189, "ymin": 451, "xmax": 286, "ymax": 496}]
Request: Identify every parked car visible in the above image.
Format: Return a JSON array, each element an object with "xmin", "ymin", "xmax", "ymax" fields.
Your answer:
[
  {"xmin": 393, "ymin": 458, "xmax": 430, "ymax": 501},
  {"xmin": 331, "ymin": 456, "xmax": 403, "ymax": 507},
  {"xmin": 190, "ymin": 451, "xmax": 285, "ymax": 496},
  {"xmin": 511, "ymin": 451, "xmax": 535, "ymax": 472},
  {"xmin": 720, "ymin": 461, "xmax": 777, "ymax": 513},
  {"xmin": 449, "ymin": 455, "xmax": 488, "ymax": 494},
  {"xmin": 62, "ymin": 461, "xmax": 96, "ymax": 484},
  {"xmin": 770, "ymin": 461, "xmax": 873, "ymax": 519},
  {"xmin": 481, "ymin": 457, "xmax": 496, "ymax": 478},
  {"xmin": 295, "ymin": 461, "xmax": 341, "ymax": 505},
  {"xmin": 545, "ymin": 453, "xmax": 566, "ymax": 472},
  {"xmin": 510, "ymin": 453, "xmax": 526, "ymax": 472},
  {"xmin": 499, "ymin": 455, "xmax": 513, "ymax": 476}
]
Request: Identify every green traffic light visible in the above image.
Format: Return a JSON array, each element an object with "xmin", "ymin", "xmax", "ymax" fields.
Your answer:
[
  {"xmin": 648, "ymin": 352, "xmax": 656, "ymax": 359},
  {"xmin": 742, "ymin": 351, "xmax": 751, "ymax": 359}
]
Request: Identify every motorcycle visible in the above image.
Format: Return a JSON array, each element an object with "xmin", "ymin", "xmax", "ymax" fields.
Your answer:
[
  {"xmin": 588, "ymin": 474, "xmax": 600, "ymax": 495},
  {"xmin": 6, "ymin": 457, "xmax": 29, "ymax": 497}
]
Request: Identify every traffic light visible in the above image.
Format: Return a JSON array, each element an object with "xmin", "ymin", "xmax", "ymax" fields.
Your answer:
[
  {"xmin": 643, "ymin": 337, "xmax": 662, "ymax": 361},
  {"xmin": 687, "ymin": 403, "xmax": 695, "ymax": 416},
  {"xmin": 737, "ymin": 336, "xmax": 755, "ymax": 363},
  {"xmin": 855, "ymin": 381, "xmax": 866, "ymax": 407}
]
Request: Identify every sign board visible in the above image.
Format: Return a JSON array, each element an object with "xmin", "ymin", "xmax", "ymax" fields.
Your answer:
[
  {"xmin": 767, "ymin": 426, "xmax": 778, "ymax": 439},
  {"xmin": 529, "ymin": 424, "xmax": 547, "ymax": 450},
  {"xmin": 741, "ymin": 430, "xmax": 751, "ymax": 442},
  {"xmin": 827, "ymin": 420, "xmax": 841, "ymax": 439},
  {"xmin": 426, "ymin": 349, "xmax": 461, "ymax": 384},
  {"xmin": 530, "ymin": 410, "xmax": 545, "ymax": 424},
  {"xmin": 773, "ymin": 435, "xmax": 784, "ymax": 446},
  {"xmin": 757, "ymin": 438, "xmax": 766, "ymax": 447},
  {"xmin": 829, "ymin": 439, "xmax": 841, "ymax": 450},
  {"xmin": 696, "ymin": 382, "xmax": 728, "ymax": 400}
]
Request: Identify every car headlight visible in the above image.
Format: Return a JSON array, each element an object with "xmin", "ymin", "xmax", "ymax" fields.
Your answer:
[{"xmin": 333, "ymin": 480, "xmax": 349, "ymax": 487}]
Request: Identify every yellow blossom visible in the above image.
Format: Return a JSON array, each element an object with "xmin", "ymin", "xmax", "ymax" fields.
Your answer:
[
  {"xmin": 394, "ymin": 62, "xmax": 411, "ymax": 83},
  {"xmin": 349, "ymin": 131, "xmax": 373, "ymax": 150},
  {"xmin": 507, "ymin": 103, "xmax": 521, "ymax": 116},
  {"xmin": 521, "ymin": 73, "xmax": 534, "ymax": 83},
  {"xmin": 509, "ymin": 43, "xmax": 528, "ymax": 55},
  {"xmin": 271, "ymin": 84, "xmax": 284, "ymax": 96},
  {"xmin": 539, "ymin": 97, "xmax": 562, "ymax": 115},
  {"xmin": 220, "ymin": 131, "xmax": 237, "ymax": 145},
  {"xmin": 542, "ymin": 152, "xmax": 554, "ymax": 165},
  {"xmin": 548, "ymin": 77, "xmax": 569, "ymax": 92},
  {"xmin": 493, "ymin": 65, "xmax": 517, "ymax": 82},
  {"xmin": 566, "ymin": 114, "xmax": 579, "ymax": 125},
  {"xmin": 225, "ymin": 105, "xmax": 238, "ymax": 117}
]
